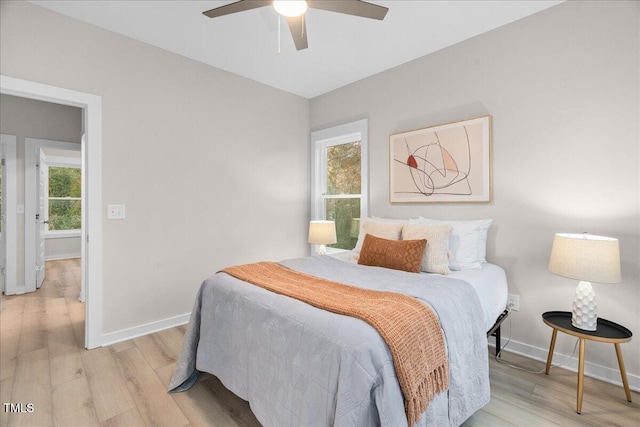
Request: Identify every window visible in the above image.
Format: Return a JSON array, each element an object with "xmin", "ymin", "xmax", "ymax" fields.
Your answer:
[
  {"xmin": 47, "ymin": 166, "xmax": 81, "ymax": 232},
  {"xmin": 311, "ymin": 119, "xmax": 368, "ymax": 251}
]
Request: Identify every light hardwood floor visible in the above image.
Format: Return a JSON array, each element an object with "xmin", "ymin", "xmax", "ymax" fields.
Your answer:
[{"xmin": 1, "ymin": 259, "xmax": 638, "ymax": 426}]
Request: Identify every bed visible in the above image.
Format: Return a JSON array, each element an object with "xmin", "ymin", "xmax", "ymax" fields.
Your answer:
[{"xmin": 169, "ymin": 249, "xmax": 508, "ymax": 426}]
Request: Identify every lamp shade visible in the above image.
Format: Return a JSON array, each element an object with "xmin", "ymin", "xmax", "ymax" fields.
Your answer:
[
  {"xmin": 548, "ymin": 233, "xmax": 621, "ymax": 284},
  {"xmin": 308, "ymin": 221, "xmax": 337, "ymax": 245}
]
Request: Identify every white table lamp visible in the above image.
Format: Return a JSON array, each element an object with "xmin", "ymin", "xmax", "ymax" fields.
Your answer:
[
  {"xmin": 308, "ymin": 221, "xmax": 337, "ymax": 254},
  {"xmin": 548, "ymin": 233, "xmax": 621, "ymax": 331}
]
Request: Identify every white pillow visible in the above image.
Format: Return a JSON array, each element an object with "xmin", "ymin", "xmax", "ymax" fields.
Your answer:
[
  {"xmin": 401, "ymin": 223, "xmax": 452, "ymax": 274},
  {"xmin": 370, "ymin": 216, "xmax": 409, "ymax": 224},
  {"xmin": 354, "ymin": 218, "xmax": 404, "ymax": 253},
  {"xmin": 411, "ymin": 217, "xmax": 492, "ymax": 270}
]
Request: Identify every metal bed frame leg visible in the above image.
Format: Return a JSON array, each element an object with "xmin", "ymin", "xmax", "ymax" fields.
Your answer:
[{"xmin": 487, "ymin": 309, "xmax": 509, "ymax": 357}]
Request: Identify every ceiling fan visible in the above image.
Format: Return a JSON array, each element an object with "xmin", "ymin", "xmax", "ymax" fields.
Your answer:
[{"xmin": 203, "ymin": 1, "xmax": 389, "ymax": 51}]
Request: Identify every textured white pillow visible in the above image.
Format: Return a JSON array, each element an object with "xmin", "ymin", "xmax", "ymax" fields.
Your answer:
[
  {"xmin": 354, "ymin": 218, "xmax": 404, "ymax": 253},
  {"xmin": 411, "ymin": 217, "xmax": 493, "ymax": 270},
  {"xmin": 370, "ymin": 216, "xmax": 408, "ymax": 223},
  {"xmin": 401, "ymin": 223, "xmax": 452, "ymax": 274}
]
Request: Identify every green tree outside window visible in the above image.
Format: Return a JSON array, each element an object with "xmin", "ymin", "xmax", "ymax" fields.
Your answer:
[
  {"xmin": 325, "ymin": 142, "xmax": 361, "ymax": 250},
  {"xmin": 48, "ymin": 167, "xmax": 81, "ymax": 231}
]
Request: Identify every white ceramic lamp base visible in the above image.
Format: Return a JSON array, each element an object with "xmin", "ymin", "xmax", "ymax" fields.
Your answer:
[
  {"xmin": 571, "ymin": 280, "xmax": 597, "ymax": 331},
  {"xmin": 317, "ymin": 244, "xmax": 327, "ymax": 255}
]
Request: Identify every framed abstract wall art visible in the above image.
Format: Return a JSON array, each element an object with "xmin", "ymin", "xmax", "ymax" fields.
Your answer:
[{"xmin": 389, "ymin": 115, "xmax": 492, "ymax": 203}]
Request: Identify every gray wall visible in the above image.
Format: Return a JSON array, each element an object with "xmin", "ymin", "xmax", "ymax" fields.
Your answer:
[
  {"xmin": 0, "ymin": 1, "xmax": 310, "ymax": 334},
  {"xmin": 0, "ymin": 94, "xmax": 82, "ymax": 284},
  {"xmin": 311, "ymin": 1, "xmax": 639, "ymax": 379}
]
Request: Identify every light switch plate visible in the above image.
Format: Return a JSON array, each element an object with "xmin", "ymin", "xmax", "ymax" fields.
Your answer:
[{"xmin": 107, "ymin": 204, "xmax": 126, "ymax": 220}]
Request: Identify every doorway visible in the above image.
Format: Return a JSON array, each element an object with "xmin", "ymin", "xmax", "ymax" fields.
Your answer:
[
  {"xmin": 24, "ymin": 139, "xmax": 82, "ymax": 294},
  {"xmin": 1, "ymin": 75, "xmax": 103, "ymax": 349},
  {"xmin": 0, "ymin": 135, "xmax": 18, "ymax": 295}
]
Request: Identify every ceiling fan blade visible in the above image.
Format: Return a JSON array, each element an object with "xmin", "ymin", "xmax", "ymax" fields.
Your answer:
[
  {"xmin": 203, "ymin": 0, "xmax": 271, "ymax": 19},
  {"xmin": 307, "ymin": 0, "xmax": 388, "ymax": 20},
  {"xmin": 287, "ymin": 16, "xmax": 308, "ymax": 51}
]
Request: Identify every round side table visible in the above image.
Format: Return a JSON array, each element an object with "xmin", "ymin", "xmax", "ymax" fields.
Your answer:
[{"xmin": 542, "ymin": 311, "xmax": 632, "ymax": 414}]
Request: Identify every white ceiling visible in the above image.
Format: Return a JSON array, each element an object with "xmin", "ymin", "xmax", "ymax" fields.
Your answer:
[{"xmin": 30, "ymin": 0, "xmax": 563, "ymax": 99}]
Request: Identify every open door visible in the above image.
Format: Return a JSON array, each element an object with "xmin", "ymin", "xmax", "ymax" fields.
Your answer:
[
  {"xmin": 80, "ymin": 133, "xmax": 86, "ymax": 303},
  {"xmin": 0, "ymin": 134, "xmax": 17, "ymax": 295},
  {"xmin": 1, "ymin": 142, "xmax": 5, "ymax": 292},
  {"xmin": 36, "ymin": 148, "xmax": 47, "ymax": 288}
]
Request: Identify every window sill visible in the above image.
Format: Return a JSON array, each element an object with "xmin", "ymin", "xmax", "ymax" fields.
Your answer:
[
  {"xmin": 325, "ymin": 247, "xmax": 351, "ymax": 254},
  {"xmin": 45, "ymin": 230, "xmax": 81, "ymax": 239}
]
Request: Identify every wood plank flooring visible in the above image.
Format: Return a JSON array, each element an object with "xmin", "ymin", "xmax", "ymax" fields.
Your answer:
[{"xmin": 1, "ymin": 259, "xmax": 638, "ymax": 426}]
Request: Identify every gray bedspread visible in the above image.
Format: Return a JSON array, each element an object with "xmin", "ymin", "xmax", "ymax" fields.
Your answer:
[{"xmin": 169, "ymin": 255, "xmax": 490, "ymax": 426}]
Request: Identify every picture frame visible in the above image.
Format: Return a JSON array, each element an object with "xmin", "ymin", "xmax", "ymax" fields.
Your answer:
[{"xmin": 389, "ymin": 115, "xmax": 492, "ymax": 203}]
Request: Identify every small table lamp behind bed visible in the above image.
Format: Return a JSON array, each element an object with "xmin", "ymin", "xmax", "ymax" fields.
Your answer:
[{"xmin": 309, "ymin": 220, "xmax": 337, "ymax": 255}]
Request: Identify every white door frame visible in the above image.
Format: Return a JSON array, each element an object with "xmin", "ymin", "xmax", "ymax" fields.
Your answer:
[
  {"xmin": 0, "ymin": 134, "xmax": 18, "ymax": 295},
  {"xmin": 24, "ymin": 139, "xmax": 81, "ymax": 293},
  {"xmin": 1, "ymin": 75, "xmax": 103, "ymax": 349}
]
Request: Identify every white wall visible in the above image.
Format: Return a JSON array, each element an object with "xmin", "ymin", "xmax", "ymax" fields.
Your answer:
[
  {"xmin": 45, "ymin": 236, "xmax": 81, "ymax": 261},
  {"xmin": 311, "ymin": 1, "xmax": 640, "ymax": 383},
  {"xmin": 0, "ymin": 1, "xmax": 310, "ymax": 335},
  {"xmin": 0, "ymin": 94, "xmax": 82, "ymax": 285}
]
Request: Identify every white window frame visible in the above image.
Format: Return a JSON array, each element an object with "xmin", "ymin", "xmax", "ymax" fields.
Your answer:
[
  {"xmin": 44, "ymin": 156, "xmax": 82, "ymax": 238},
  {"xmin": 311, "ymin": 119, "xmax": 368, "ymax": 253}
]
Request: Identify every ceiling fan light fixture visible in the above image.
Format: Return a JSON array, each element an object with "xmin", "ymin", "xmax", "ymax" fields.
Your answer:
[{"xmin": 273, "ymin": 1, "xmax": 308, "ymax": 18}]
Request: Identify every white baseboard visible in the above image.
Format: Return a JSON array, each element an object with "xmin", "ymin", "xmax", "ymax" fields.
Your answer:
[
  {"xmin": 101, "ymin": 312, "xmax": 191, "ymax": 347},
  {"xmin": 488, "ymin": 336, "xmax": 639, "ymax": 393},
  {"xmin": 45, "ymin": 253, "xmax": 81, "ymax": 261}
]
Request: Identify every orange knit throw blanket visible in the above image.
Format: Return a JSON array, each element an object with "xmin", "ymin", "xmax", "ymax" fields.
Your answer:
[{"xmin": 222, "ymin": 262, "xmax": 449, "ymax": 426}]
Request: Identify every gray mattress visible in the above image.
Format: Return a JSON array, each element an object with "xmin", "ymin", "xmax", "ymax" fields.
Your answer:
[{"xmin": 169, "ymin": 255, "xmax": 490, "ymax": 426}]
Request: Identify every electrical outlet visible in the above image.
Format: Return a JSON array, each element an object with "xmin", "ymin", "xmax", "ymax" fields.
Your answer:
[{"xmin": 507, "ymin": 294, "xmax": 520, "ymax": 311}]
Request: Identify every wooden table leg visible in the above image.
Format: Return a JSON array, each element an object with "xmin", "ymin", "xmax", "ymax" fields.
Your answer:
[
  {"xmin": 577, "ymin": 338, "xmax": 585, "ymax": 414},
  {"xmin": 545, "ymin": 329, "xmax": 558, "ymax": 375},
  {"xmin": 614, "ymin": 343, "xmax": 632, "ymax": 402}
]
